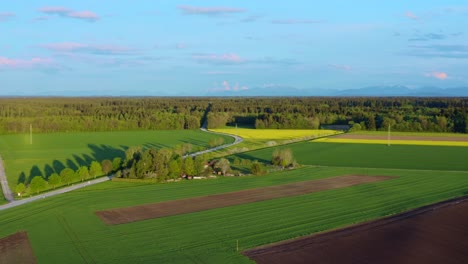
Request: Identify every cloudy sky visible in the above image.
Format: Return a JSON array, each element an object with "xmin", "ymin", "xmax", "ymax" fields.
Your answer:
[{"xmin": 1, "ymin": 1, "xmax": 468, "ymax": 96}]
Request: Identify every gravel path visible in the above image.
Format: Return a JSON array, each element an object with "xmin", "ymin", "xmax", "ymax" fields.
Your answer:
[
  {"xmin": 0, "ymin": 155, "xmax": 14, "ymax": 202},
  {"xmin": 0, "ymin": 129, "xmax": 243, "ymax": 211}
]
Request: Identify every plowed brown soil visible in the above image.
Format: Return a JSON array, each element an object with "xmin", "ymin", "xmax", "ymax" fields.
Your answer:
[
  {"xmin": 244, "ymin": 197, "xmax": 468, "ymax": 264},
  {"xmin": 96, "ymin": 175, "xmax": 393, "ymax": 225},
  {"xmin": 0, "ymin": 232, "xmax": 36, "ymax": 264},
  {"xmin": 333, "ymin": 134, "xmax": 468, "ymax": 142}
]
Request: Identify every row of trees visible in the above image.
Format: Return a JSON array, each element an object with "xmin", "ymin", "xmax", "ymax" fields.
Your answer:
[
  {"xmin": 1, "ymin": 97, "xmax": 466, "ymax": 134},
  {"xmin": 16, "ymin": 145, "xmax": 300, "ymax": 196},
  {"xmin": 15, "ymin": 161, "xmax": 105, "ymax": 196}
]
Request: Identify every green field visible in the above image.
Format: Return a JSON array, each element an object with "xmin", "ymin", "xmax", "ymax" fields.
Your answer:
[
  {"xmin": 0, "ymin": 166, "xmax": 467, "ymax": 263},
  {"xmin": 0, "ymin": 130, "xmax": 233, "ymax": 191},
  {"xmin": 2, "ymin": 131, "xmax": 468, "ymax": 263},
  {"xmin": 232, "ymin": 141, "xmax": 468, "ymax": 171}
]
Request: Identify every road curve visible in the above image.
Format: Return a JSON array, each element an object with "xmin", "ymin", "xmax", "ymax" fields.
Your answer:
[
  {"xmin": 186, "ymin": 128, "xmax": 243, "ymax": 157},
  {"xmin": 0, "ymin": 129, "xmax": 243, "ymax": 211}
]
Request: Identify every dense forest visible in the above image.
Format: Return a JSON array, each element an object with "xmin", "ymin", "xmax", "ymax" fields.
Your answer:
[{"xmin": 0, "ymin": 97, "xmax": 467, "ymax": 134}]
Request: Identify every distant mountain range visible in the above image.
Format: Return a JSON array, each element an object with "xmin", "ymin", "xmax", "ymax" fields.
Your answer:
[{"xmin": 205, "ymin": 85, "xmax": 468, "ymax": 97}]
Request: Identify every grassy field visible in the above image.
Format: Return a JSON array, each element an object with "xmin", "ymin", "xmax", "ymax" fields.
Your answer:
[
  {"xmin": 0, "ymin": 130, "xmax": 233, "ymax": 191},
  {"xmin": 314, "ymin": 137, "xmax": 468, "ymax": 147},
  {"xmin": 348, "ymin": 131, "xmax": 468, "ymax": 137},
  {"xmin": 233, "ymin": 141, "xmax": 468, "ymax": 171},
  {"xmin": 0, "ymin": 166, "xmax": 467, "ymax": 263}
]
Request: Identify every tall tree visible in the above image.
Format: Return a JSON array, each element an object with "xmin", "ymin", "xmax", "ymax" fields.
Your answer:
[
  {"xmin": 77, "ymin": 166, "xmax": 89, "ymax": 182},
  {"xmin": 60, "ymin": 168, "xmax": 75, "ymax": 186},
  {"xmin": 184, "ymin": 157, "xmax": 196, "ymax": 176},
  {"xmin": 194, "ymin": 155, "xmax": 206, "ymax": 176},
  {"xmin": 101, "ymin": 159, "xmax": 113, "ymax": 175},
  {"xmin": 30, "ymin": 176, "xmax": 47, "ymax": 194},
  {"xmin": 15, "ymin": 183, "xmax": 26, "ymax": 196},
  {"xmin": 89, "ymin": 161, "xmax": 103, "ymax": 178},
  {"xmin": 168, "ymin": 160, "xmax": 181, "ymax": 179},
  {"xmin": 48, "ymin": 173, "xmax": 61, "ymax": 189}
]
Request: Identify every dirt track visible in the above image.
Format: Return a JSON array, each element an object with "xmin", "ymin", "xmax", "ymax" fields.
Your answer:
[
  {"xmin": 333, "ymin": 134, "xmax": 468, "ymax": 142},
  {"xmin": 96, "ymin": 175, "xmax": 393, "ymax": 225},
  {"xmin": 0, "ymin": 232, "xmax": 36, "ymax": 264},
  {"xmin": 244, "ymin": 197, "xmax": 468, "ymax": 264}
]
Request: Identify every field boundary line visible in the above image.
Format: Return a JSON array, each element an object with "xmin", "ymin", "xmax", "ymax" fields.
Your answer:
[{"xmin": 302, "ymin": 164, "xmax": 468, "ymax": 173}]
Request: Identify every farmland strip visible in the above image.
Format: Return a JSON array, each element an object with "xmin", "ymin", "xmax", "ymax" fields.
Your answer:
[
  {"xmin": 0, "ymin": 232, "xmax": 37, "ymax": 264},
  {"xmin": 96, "ymin": 175, "xmax": 394, "ymax": 225}
]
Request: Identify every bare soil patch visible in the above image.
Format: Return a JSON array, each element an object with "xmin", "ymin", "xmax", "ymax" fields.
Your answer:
[
  {"xmin": 244, "ymin": 197, "xmax": 468, "ymax": 264},
  {"xmin": 0, "ymin": 232, "xmax": 37, "ymax": 264},
  {"xmin": 333, "ymin": 134, "xmax": 468, "ymax": 142},
  {"xmin": 97, "ymin": 175, "xmax": 392, "ymax": 225}
]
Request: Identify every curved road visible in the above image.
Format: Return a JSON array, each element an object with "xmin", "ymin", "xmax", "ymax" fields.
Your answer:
[{"xmin": 0, "ymin": 129, "xmax": 243, "ymax": 211}]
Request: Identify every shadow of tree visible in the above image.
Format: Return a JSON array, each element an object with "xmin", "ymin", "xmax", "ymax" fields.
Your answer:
[
  {"xmin": 52, "ymin": 160, "xmax": 66, "ymax": 175},
  {"xmin": 28, "ymin": 165, "xmax": 43, "ymax": 183},
  {"xmin": 66, "ymin": 159, "xmax": 78, "ymax": 171},
  {"xmin": 18, "ymin": 172, "xmax": 26, "ymax": 184},
  {"xmin": 44, "ymin": 165, "xmax": 54, "ymax": 179},
  {"xmin": 229, "ymin": 152, "xmax": 271, "ymax": 164}
]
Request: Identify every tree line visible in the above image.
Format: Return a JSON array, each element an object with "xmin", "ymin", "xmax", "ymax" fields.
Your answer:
[{"xmin": 0, "ymin": 97, "xmax": 467, "ymax": 134}]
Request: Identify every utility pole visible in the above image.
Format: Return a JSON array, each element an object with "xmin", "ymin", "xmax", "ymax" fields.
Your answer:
[{"xmin": 30, "ymin": 124, "xmax": 33, "ymax": 145}]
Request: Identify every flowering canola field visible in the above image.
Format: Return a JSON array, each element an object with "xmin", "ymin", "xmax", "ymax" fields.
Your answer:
[{"xmin": 211, "ymin": 128, "xmax": 340, "ymax": 140}]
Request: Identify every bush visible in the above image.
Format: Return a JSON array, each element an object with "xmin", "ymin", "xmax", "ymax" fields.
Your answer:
[{"xmin": 250, "ymin": 161, "xmax": 266, "ymax": 176}]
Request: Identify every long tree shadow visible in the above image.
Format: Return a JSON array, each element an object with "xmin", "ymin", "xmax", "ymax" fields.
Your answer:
[
  {"xmin": 17, "ymin": 172, "xmax": 26, "ymax": 184},
  {"xmin": 52, "ymin": 160, "xmax": 66, "ymax": 175},
  {"xmin": 44, "ymin": 164, "xmax": 54, "ymax": 179},
  {"xmin": 232, "ymin": 153, "xmax": 270, "ymax": 164},
  {"xmin": 72, "ymin": 154, "xmax": 87, "ymax": 167},
  {"xmin": 88, "ymin": 144, "xmax": 126, "ymax": 161},
  {"xmin": 28, "ymin": 165, "xmax": 43, "ymax": 183},
  {"xmin": 66, "ymin": 159, "xmax": 78, "ymax": 171}
]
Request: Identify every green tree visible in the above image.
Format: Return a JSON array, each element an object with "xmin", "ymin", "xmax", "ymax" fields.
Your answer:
[
  {"xmin": 60, "ymin": 168, "xmax": 75, "ymax": 186},
  {"xmin": 184, "ymin": 157, "xmax": 196, "ymax": 176},
  {"xmin": 77, "ymin": 166, "xmax": 89, "ymax": 182},
  {"xmin": 112, "ymin": 157, "xmax": 122, "ymax": 172},
  {"xmin": 168, "ymin": 159, "xmax": 181, "ymax": 179},
  {"xmin": 194, "ymin": 155, "xmax": 206, "ymax": 176},
  {"xmin": 30, "ymin": 176, "xmax": 47, "ymax": 194},
  {"xmin": 48, "ymin": 173, "xmax": 61, "ymax": 189},
  {"xmin": 101, "ymin": 159, "xmax": 113, "ymax": 175},
  {"xmin": 89, "ymin": 161, "xmax": 103, "ymax": 178},
  {"xmin": 15, "ymin": 183, "xmax": 26, "ymax": 196},
  {"xmin": 215, "ymin": 158, "xmax": 231, "ymax": 176}
]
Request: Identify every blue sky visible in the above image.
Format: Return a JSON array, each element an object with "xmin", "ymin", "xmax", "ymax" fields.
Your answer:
[{"xmin": 1, "ymin": 1, "xmax": 468, "ymax": 95}]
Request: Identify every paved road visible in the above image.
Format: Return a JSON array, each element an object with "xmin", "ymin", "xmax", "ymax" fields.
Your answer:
[
  {"xmin": 0, "ymin": 176, "xmax": 111, "ymax": 211},
  {"xmin": 186, "ymin": 128, "xmax": 243, "ymax": 157},
  {"xmin": 0, "ymin": 129, "xmax": 243, "ymax": 211},
  {"xmin": 0, "ymin": 155, "xmax": 14, "ymax": 202}
]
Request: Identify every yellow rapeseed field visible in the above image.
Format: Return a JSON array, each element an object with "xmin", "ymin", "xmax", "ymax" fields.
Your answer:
[
  {"xmin": 313, "ymin": 137, "xmax": 468, "ymax": 147},
  {"xmin": 211, "ymin": 128, "xmax": 340, "ymax": 140}
]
